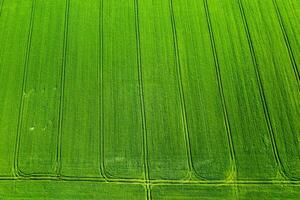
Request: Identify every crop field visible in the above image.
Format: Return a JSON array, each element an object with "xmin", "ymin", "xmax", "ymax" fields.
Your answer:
[{"xmin": 0, "ymin": 0, "xmax": 299, "ymax": 199}]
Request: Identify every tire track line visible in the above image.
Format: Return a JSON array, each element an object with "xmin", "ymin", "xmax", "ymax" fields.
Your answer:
[
  {"xmin": 203, "ymin": 0, "xmax": 237, "ymax": 180},
  {"xmin": 98, "ymin": 0, "xmax": 111, "ymax": 181},
  {"xmin": 0, "ymin": 0, "xmax": 6, "ymax": 177},
  {"xmin": 0, "ymin": 0, "xmax": 4, "ymax": 18},
  {"xmin": 203, "ymin": 1, "xmax": 238, "ymax": 197},
  {"xmin": 2, "ymin": 175, "xmax": 300, "ymax": 186},
  {"xmin": 99, "ymin": 0, "xmax": 138, "ymax": 182},
  {"xmin": 169, "ymin": 0, "xmax": 206, "ymax": 181},
  {"xmin": 237, "ymin": 0, "xmax": 298, "ymax": 181},
  {"xmin": 134, "ymin": 0, "xmax": 151, "ymax": 199},
  {"xmin": 98, "ymin": 0, "xmax": 132, "ymax": 181},
  {"xmin": 272, "ymin": 0, "xmax": 299, "ymax": 86},
  {"xmin": 56, "ymin": 0, "xmax": 70, "ymax": 176},
  {"xmin": 99, "ymin": 0, "xmax": 119, "ymax": 182},
  {"xmin": 14, "ymin": 0, "xmax": 37, "ymax": 177}
]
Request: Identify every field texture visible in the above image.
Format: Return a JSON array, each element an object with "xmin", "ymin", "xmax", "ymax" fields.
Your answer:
[{"xmin": 0, "ymin": 0, "xmax": 299, "ymax": 199}]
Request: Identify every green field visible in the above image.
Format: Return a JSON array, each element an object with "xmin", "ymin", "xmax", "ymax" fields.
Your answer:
[{"xmin": 0, "ymin": 0, "xmax": 299, "ymax": 199}]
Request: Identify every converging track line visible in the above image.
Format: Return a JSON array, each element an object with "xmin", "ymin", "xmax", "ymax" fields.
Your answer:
[
  {"xmin": 237, "ymin": 0, "xmax": 298, "ymax": 181},
  {"xmin": 169, "ymin": 0, "xmax": 207, "ymax": 181},
  {"xmin": 202, "ymin": 0, "xmax": 237, "ymax": 180}
]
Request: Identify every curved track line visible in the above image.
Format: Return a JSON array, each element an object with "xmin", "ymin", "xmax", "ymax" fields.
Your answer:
[
  {"xmin": 237, "ymin": 0, "xmax": 299, "ymax": 181},
  {"xmin": 9, "ymin": 0, "xmax": 298, "ymax": 187},
  {"xmin": 169, "ymin": 0, "xmax": 208, "ymax": 181},
  {"xmin": 272, "ymin": 0, "xmax": 299, "ymax": 86},
  {"xmin": 98, "ymin": 0, "xmax": 122, "ymax": 181},
  {"xmin": 14, "ymin": 0, "xmax": 37, "ymax": 177},
  {"xmin": 203, "ymin": 0, "xmax": 237, "ymax": 180},
  {"xmin": 97, "ymin": 0, "xmax": 141, "ymax": 182},
  {"xmin": 203, "ymin": 2, "xmax": 238, "ymax": 198},
  {"xmin": 134, "ymin": 0, "xmax": 151, "ymax": 199},
  {"xmin": 15, "ymin": 0, "xmax": 137, "ymax": 182},
  {"xmin": 98, "ymin": 0, "xmax": 109, "ymax": 181},
  {"xmin": 99, "ymin": 0, "xmax": 143, "ymax": 183}
]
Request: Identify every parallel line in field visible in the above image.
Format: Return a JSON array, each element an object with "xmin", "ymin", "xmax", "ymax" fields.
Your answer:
[
  {"xmin": 13, "ymin": 0, "xmax": 37, "ymax": 177},
  {"xmin": 202, "ymin": 0, "xmax": 237, "ymax": 179},
  {"xmin": 169, "ymin": 0, "xmax": 204, "ymax": 181},
  {"xmin": 0, "ymin": 0, "xmax": 7, "ymax": 178},
  {"xmin": 237, "ymin": 0, "xmax": 295, "ymax": 181},
  {"xmin": 18, "ymin": 170, "xmax": 296, "ymax": 185},
  {"xmin": 98, "ymin": 0, "xmax": 139, "ymax": 182},
  {"xmin": 97, "ymin": 3, "xmax": 142, "ymax": 182},
  {"xmin": 98, "ymin": 0, "xmax": 123, "ymax": 180},
  {"xmin": 203, "ymin": 3, "xmax": 239, "ymax": 198},
  {"xmin": 272, "ymin": 0, "xmax": 300, "ymax": 85},
  {"xmin": 1, "ymin": 176, "xmax": 300, "ymax": 186},
  {"xmin": 98, "ymin": 0, "xmax": 109, "ymax": 181},
  {"xmin": 134, "ymin": 0, "xmax": 151, "ymax": 199},
  {"xmin": 56, "ymin": 0, "xmax": 70, "ymax": 176},
  {"xmin": 97, "ymin": 0, "xmax": 125, "ymax": 181},
  {"xmin": 0, "ymin": 0, "xmax": 4, "ymax": 17}
]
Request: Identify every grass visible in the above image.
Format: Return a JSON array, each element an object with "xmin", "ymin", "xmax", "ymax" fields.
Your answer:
[{"xmin": 0, "ymin": 0, "xmax": 299, "ymax": 199}]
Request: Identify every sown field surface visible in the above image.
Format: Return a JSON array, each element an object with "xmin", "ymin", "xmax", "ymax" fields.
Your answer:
[{"xmin": 0, "ymin": 0, "xmax": 299, "ymax": 199}]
